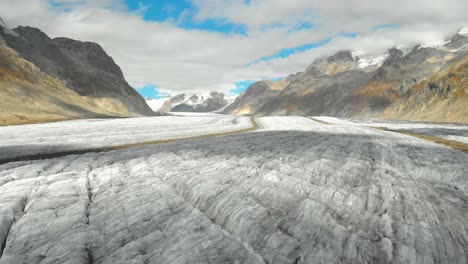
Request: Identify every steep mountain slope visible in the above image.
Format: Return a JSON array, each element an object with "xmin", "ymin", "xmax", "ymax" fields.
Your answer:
[
  {"xmin": 0, "ymin": 45, "xmax": 131, "ymax": 125},
  {"xmin": 3, "ymin": 26, "xmax": 153, "ymax": 116},
  {"xmin": 256, "ymin": 51, "xmax": 374, "ymax": 116},
  {"xmin": 160, "ymin": 92, "xmax": 228, "ymax": 112},
  {"xmin": 226, "ymin": 33, "xmax": 468, "ymax": 123},
  {"xmin": 383, "ymin": 57, "xmax": 468, "ymax": 122}
]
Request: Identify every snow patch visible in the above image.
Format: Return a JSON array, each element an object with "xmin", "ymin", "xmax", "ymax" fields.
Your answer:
[
  {"xmin": 357, "ymin": 54, "xmax": 390, "ymax": 69},
  {"xmin": 145, "ymin": 98, "xmax": 168, "ymax": 111},
  {"xmin": 459, "ymin": 27, "xmax": 468, "ymax": 36}
]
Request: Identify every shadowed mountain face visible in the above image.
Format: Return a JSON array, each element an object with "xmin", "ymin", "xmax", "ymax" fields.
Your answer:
[
  {"xmin": 0, "ymin": 19, "xmax": 151, "ymax": 125},
  {"xmin": 226, "ymin": 36, "xmax": 468, "ymax": 123},
  {"xmin": 3, "ymin": 26, "xmax": 153, "ymax": 116},
  {"xmin": 160, "ymin": 92, "xmax": 228, "ymax": 112},
  {"xmin": 0, "ymin": 44, "xmax": 134, "ymax": 125}
]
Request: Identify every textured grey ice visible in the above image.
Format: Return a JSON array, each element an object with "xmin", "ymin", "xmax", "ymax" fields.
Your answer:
[{"xmin": 0, "ymin": 115, "xmax": 467, "ymax": 264}]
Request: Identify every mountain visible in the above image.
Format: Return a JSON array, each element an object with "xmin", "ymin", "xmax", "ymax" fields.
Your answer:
[
  {"xmin": 0, "ymin": 22, "xmax": 153, "ymax": 125},
  {"xmin": 0, "ymin": 19, "xmax": 140, "ymax": 125},
  {"xmin": 225, "ymin": 33, "xmax": 468, "ymax": 123},
  {"xmin": 223, "ymin": 76, "xmax": 295, "ymax": 115},
  {"xmin": 160, "ymin": 92, "xmax": 228, "ymax": 112},
  {"xmin": 0, "ymin": 42, "xmax": 134, "ymax": 125},
  {"xmin": 382, "ymin": 56, "xmax": 468, "ymax": 122}
]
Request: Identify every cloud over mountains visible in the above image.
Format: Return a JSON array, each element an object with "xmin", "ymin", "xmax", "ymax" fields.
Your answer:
[{"xmin": 0, "ymin": 0, "xmax": 467, "ymax": 96}]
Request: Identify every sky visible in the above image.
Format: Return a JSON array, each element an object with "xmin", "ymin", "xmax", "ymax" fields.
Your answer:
[{"xmin": 0, "ymin": 0, "xmax": 467, "ymax": 98}]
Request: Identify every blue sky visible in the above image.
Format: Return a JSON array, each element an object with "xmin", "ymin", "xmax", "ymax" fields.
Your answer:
[
  {"xmin": 122, "ymin": 0, "xmax": 361, "ymax": 98},
  {"xmin": 134, "ymin": 83, "xmax": 169, "ymax": 99},
  {"xmin": 123, "ymin": 0, "xmax": 339, "ymax": 98},
  {"xmin": 124, "ymin": 0, "xmax": 248, "ymax": 35},
  {"xmin": 124, "ymin": 0, "xmax": 254, "ymax": 97}
]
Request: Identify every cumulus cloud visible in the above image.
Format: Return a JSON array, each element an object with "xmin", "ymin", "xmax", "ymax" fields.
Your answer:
[{"xmin": 0, "ymin": 0, "xmax": 467, "ymax": 96}]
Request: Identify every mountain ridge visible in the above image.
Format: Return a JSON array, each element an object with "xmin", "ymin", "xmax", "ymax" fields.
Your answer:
[
  {"xmin": 225, "ymin": 33, "xmax": 468, "ymax": 123},
  {"xmin": 160, "ymin": 92, "xmax": 228, "ymax": 112},
  {"xmin": 3, "ymin": 26, "xmax": 153, "ymax": 116},
  {"xmin": 0, "ymin": 18, "xmax": 156, "ymax": 126}
]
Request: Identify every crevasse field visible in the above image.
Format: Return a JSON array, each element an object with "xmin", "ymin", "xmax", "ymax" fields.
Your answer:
[{"xmin": 0, "ymin": 113, "xmax": 467, "ymax": 264}]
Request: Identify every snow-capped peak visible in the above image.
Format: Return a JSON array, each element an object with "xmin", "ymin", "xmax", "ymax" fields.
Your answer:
[
  {"xmin": 352, "ymin": 51, "xmax": 389, "ymax": 70},
  {"xmin": 459, "ymin": 27, "xmax": 468, "ymax": 37},
  {"xmin": 356, "ymin": 54, "xmax": 390, "ymax": 69}
]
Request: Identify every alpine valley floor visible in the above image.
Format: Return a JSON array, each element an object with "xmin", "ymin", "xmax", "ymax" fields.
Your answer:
[{"xmin": 0, "ymin": 114, "xmax": 467, "ymax": 264}]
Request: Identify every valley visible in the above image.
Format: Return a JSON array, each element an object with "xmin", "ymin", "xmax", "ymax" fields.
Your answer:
[
  {"xmin": 1, "ymin": 7, "xmax": 468, "ymax": 264},
  {"xmin": 1, "ymin": 114, "xmax": 467, "ymax": 264}
]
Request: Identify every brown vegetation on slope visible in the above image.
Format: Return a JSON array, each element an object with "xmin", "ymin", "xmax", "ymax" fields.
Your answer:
[
  {"xmin": 0, "ymin": 46, "xmax": 130, "ymax": 125},
  {"xmin": 383, "ymin": 58, "xmax": 468, "ymax": 123}
]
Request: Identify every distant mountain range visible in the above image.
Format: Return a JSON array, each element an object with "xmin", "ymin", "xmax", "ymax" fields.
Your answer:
[
  {"xmin": 2, "ymin": 16, "xmax": 467, "ymax": 124},
  {"xmin": 159, "ymin": 92, "xmax": 228, "ymax": 112},
  {"xmin": 0, "ymin": 18, "xmax": 153, "ymax": 125},
  {"xmin": 225, "ymin": 33, "xmax": 468, "ymax": 123}
]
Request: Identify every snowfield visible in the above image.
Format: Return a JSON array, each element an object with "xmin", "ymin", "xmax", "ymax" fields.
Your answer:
[
  {"xmin": 0, "ymin": 115, "xmax": 467, "ymax": 264},
  {"xmin": 313, "ymin": 116, "xmax": 468, "ymax": 144},
  {"xmin": 256, "ymin": 116, "xmax": 323, "ymax": 131},
  {"xmin": 0, "ymin": 114, "xmax": 252, "ymax": 161}
]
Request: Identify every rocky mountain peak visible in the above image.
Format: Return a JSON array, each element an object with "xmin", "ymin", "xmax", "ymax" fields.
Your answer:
[
  {"xmin": 305, "ymin": 50, "xmax": 358, "ymax": 76},
  {"xmin": 3, "ymin": 25, "xmax": 153, "ymax": 115},
  {"xmin": 189, "ymin": 94, "xmax": 199, "ymax": 102},
  {"xmin": 161, "ymin": 92, "xmax": 228, "ymax": 112},
  {"xmin": 388, "ymin": 47, "xmax": 404, "ymax": 58},
  {"xmin": 0, "ymin": 17, "xmax": 18, "ymax": 45},
  {"xmin": 444, "ymin": 33, "xmax": 468, "ymax": 50},
  {"xmin": 14, "ymin": 26, "xmax": 51, "ymax": 41},
  {"xmin": 327, "ymin": 50, "xmax": 354, "ymax": 63},
  {"xmin": 379, "ymin": 47, "xmax": 404, "ymax": 68},
  {"xmin": 208, "ymin": 91, "xmax": 225, "ymax": 99}
]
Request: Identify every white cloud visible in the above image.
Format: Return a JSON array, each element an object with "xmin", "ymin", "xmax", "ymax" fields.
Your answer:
[{"xmin": 0, "ymin": 0, "xmax": 467, "ymax": 96}]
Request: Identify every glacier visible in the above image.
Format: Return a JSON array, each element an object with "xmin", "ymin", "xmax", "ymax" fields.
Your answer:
[{"xmin": 0, "ymin": 115, "xmax": 467, "ymax": 264}]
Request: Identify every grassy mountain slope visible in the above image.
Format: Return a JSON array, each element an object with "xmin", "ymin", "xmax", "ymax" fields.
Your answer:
[
  {"xmin": 3, "ymin": 26, "xmax": 153, "ymax": 116},
  {"xmin": 383, "ymin": 58, "xmax": 468, "ymax": 122},
  {"xmin": 0, "ymin": 46, "xmax": 130, "ymax": 125},
  {"xmin": 226, "ymin": 34, "xmax": 468, "ymax": 123}
]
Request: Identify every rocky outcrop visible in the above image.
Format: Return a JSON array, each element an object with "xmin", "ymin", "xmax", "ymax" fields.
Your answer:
[
  {"xmin": 444, "ymin": 33, "xmax": 468, "ymax": 51},
  {"xmin": 305, "ymin": 50, "xmax": 359, "ymax": 76},
  {"xmin": 161, "ymin": 92, "xmax": 228, "ymax": 112},
  {"xmin": 383, "ymin": 57, "xmax": 468, "ymax": 122},
  {"xmin": 3, "ymin": 26, "xmax": 153, "ymax": 116},
  {"xmin": 160, "ymin": 94, "xmax": 186, "ymax": 112},
  {"xmin": 0, "ymin": 18, "xmax": 17, "ymax": 46},
  {"xmin": 226, "ymin": 34, "xmax": 468, "ymax": 123}
]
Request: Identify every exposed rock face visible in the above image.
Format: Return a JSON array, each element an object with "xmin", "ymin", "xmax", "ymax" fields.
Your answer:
[
  {"xmin": 0, "ymin": 19, "xmax": 144, "ymax": 125},
  {"xmin": 160, "ymin": 94, "xmax": 186, "ymax": 112},
  {"xmin": 0, "ymin": 18, "xmax": 18, "ymax": 46},
  {"xmin": 160, "ymin": 92, "xmax": 228, "ymax": 112},
  {"xmin": 444, "ymin": 33, "xmax": 468, "ymax": 50},
  {"xmin": 3, "ymin": 26, "xmax": 153, "ymax": 116},
  {"xmin": 259, "ymin": 70, "xmax": 373, "ymax": 116},
  {"xmin": 0, "ymin": 45, "xmax": 132, "ymax": 125},
  {"xmin": 305, "ymin": 50, "xmax": 359, "ymax": 76},
  {"xmin": 383, "ymin": 57, "xmax": 468, "ymax": 122},
  {"xmin": 227, "ymin": 35, "xmax": 468, "ymax": 122}
]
